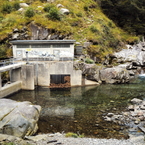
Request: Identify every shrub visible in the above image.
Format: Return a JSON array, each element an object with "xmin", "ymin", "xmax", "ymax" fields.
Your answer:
[
  {"xmin": 2, "ymin": 17, "xmax": 16, "ymax": 27},
  {"xmin": 1, "ymin": 2, "xmax": 13, "ymax": 14},
  {"xmin": 85, "ymin": 57, "xmax": 94, "ymax": 64},
  {"xmin": 0, "ymin": 45, "xmax": 7, "ymax": 58},
  {"xmin": 65, "ymin": 132, "xmax": 84, "ymax": 138},
  {"xmin": 13, "ymin": 1, "xmax": 20, "ymax": 11},
  {"xmin": 44, "ymin": 4, "xmax": 55, "ymax": 12},
  {"xmin": 0, "ymin": 14, "xmax": 4, "ymax": 22},
  {"xmin": 40, "ymin": 0, "xmax": 47, "ymax": 2},
  {"xmin": 90, "ymin": 25, "xmax": 99, "ymax": 33},
  {"xmin": 76, "ymin": 12, "xmax": 83, "ymax": 17},
  {"xmin": 46, "ymin": 7, "xmax": 61, "ymax": 21},
  {"xmin": 25, "ymin": 7, "xmax": 35, "ymax": 18},
  {"xmin": 84, "ymin": 6, "xmax": 89, "ymax": 11}
]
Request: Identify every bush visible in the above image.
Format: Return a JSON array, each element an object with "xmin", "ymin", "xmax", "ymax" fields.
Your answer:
[
  {"xmin": 84, "ymin": 6, "xmax": 89, "ymax": 11},
  {"xmin": 65, "ymin": 132, "xmax": 84, "ymax": 138},
  {"xmin": 90, "ymin": 25, "xmax": 99, "ymax": 33},
  {"xmin": 76, "ymin": 12, "xmax": 83, "ymax": 17},
  {"xmin": 0, "ymin": 14, "xmax": 4, "ymax": 22},
  {"xmin": 40, "ymin": 0, "xmax": 47, "ymax": 2},
  {"xmin": 0, "ymin": 45, "xmax": 7, "ymax": 58},
  {"xmin": 1, "ymin": 2, "xmax": 13, "ymax": 14},
  {"xmin": 25, "ymin": 7, "xmax": 35, "ymax": 18},
  {"xmin": 44, "ymin": 4, "xmax": 55, "ymax": 12},
  {"xmin": 2, "ymin": 17, "xmax": 16, "ymax": 27},
  {"xmin": 46, "ymin": 7, "xmax": 61, "ymax": 21},
  {"xmin": 85, "ymin": 57, "xmax": 94, "ymax": 64},
  {"xmin": 13, "ymin": 1, "xmax": 20, "ymax": 11}
]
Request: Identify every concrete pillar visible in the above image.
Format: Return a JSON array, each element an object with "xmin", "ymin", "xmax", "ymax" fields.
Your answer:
[
  {"xmin": 37, "ymin": 63, "xmax": 49, "ymax": 86},
  {"xmin": 0, "ymin": 73, "xmax": 1, "ymax": 88},
  {"xmin": 21, "ymin": 65, "xmax": 34, "ymax": 90},
  {"xmin": 10, "ymin": 68, "xmax": 21, "ymax": 82},
  {"xmin": 71, "ymin": 70, "xmax": 82, "ymax": 86}
]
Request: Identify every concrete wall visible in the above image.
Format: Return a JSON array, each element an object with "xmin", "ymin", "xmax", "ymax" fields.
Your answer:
[
  {"xmin": 0, "ymin": 81, "xmax": 21, "ymax": 98},
  {"xmin": 34, "ymin": 62, "xmax": 82, "ymax": 87},
  {"xmin": 10, "ymin": 68, "xmax": 21, "ymax": 82},
  {"xmin": 21, "ymin": 65, "xmax": 34, "ymax": 90},
  {"xmin": 12, "ymin": 44, "xmax": 74, "ymax": 59}
]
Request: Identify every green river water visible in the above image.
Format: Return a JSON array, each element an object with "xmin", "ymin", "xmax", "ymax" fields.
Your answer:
[{"xmin": 7, "ymin": 79, "xmax": 145, "ymax": 139}]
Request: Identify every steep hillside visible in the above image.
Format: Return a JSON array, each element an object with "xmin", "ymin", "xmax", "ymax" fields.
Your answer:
[
  {"xmin": 0, "ymin": 0, "xmax": 138, "ymax": 61},
  {"xmin": 100, "ymin": 0, "xmax": 145, "ymax": 35}
]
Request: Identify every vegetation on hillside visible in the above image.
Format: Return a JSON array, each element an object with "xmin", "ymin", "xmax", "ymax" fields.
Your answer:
[
  {"xmin": 100, "ymin": 0, "xmax": 145, "ymax": 35},
  {"xmin": 0, "ymin": 0, "xmax": 138, "ymax": 61}
]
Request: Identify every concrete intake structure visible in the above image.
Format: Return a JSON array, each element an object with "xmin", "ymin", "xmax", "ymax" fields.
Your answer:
[{"xmin": 0, "ymin": 61, "xmax": 83, "ymax": 98}]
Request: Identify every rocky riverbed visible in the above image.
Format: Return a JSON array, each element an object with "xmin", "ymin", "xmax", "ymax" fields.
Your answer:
[{"xmin": 0, "ymin": 132, "xmax": 144, "ymax": 145}]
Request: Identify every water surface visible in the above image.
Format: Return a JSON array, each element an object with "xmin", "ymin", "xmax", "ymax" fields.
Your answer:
[{"xmin": 7, "ymin": 82, "xmax": 145, "ymax": 139}]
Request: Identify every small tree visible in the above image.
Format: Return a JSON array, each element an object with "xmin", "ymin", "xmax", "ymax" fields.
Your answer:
[
  {"xmin": 13, "ymin": 1, "xmax": 20, "ymax": 11},
  {"xmin": 1, "ymin": 2, "xmax": 13, "ymax": 14},
  {"xmin": 46, "ymin": 7, "xmax": 61, "ymax": 21},
  {"xmin": 25, "ymin": 7, "xmax": 35, "ymax": 18},
  {"xmin": 44, "ymin": 4, "xmax": 55, "ymax": 12}
]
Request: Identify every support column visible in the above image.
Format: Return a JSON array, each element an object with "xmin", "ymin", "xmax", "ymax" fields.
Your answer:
[
  {"xmin": 21, "ymin": 65, "xmax": 34, "ymax": 90},
  {"xmin": 0, "ymin": 73, "xmax": 1, "ymax": 88},
  {"xmin": 10, "ymin": 68, "xmax": 21, "ymax": 82}
]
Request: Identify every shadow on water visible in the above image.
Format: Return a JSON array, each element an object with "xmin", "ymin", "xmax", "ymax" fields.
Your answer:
[{"xmin": 6, "ymin": 79, "xmax": 145, "ymax": 139}]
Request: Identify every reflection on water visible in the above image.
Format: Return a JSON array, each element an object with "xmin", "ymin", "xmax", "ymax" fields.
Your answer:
[{"xmin": 7, "ymin": 83, "xmax": 145, "ymax": 139}]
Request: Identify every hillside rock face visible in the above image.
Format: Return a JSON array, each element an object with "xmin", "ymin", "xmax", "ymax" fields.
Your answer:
[
  {"xmin": 9, "ymin": 23, "xmax": 71, "ymax": 41},
  {"xmin": 114, "ymin": 42, "xmax": 145, "ymax": 66},
  {"xmin": 0, "ymin": 99, "xmax": 41, "ymax": 138}
]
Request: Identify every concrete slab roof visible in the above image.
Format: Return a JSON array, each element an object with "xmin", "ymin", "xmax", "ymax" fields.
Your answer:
[{"xmin": 10, "ymin": 40, "xmax": 76, "ymax": 44}]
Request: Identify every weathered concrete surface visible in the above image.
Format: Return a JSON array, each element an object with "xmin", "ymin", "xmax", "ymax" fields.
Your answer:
[
  {"xmin": 0, "ymin": 81, "xmax": 21, "ymax": 98},
  {"xmin": 71, "ymin": 69, "xmax": 82, "ymax": 86},
  {"xmin": 37, "ymin": 63, "xmax": 49, "ymax": 86},
  {"xmin": 10, "ymin": 68, "xmax": 21, "ymax": 82},
  {"xmin": 0, "ymin": 99, "xmax": 41, "ymax": 138},
  {"xmin": 21, "ymin": 65, "xmax": 34, "ymax": 90},
  {"xmin": 0, "ymin": 62, "xmax": 26, "ymax": 73},
  {"xmin": 36, "ymin": 61, "xmax": 82, "ymax": 87}
]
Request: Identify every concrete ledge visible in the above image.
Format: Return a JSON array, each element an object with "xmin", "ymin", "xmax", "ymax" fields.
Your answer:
[
  {"xmin": 85, "ymin": 79, "xmax": 100, "ymax": 86},
  {"xmin": 0, "ymin": 81, "xmax": 22, "ymax": 98},
  {"xmin": 0, "ymin": 62, "xmax": 26, "ymax": 73}
]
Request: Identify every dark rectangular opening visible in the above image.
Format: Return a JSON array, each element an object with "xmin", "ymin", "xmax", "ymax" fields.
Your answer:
[{"xmin": 50, "ymin": 75, "xmax": 70, "ymax": 88}]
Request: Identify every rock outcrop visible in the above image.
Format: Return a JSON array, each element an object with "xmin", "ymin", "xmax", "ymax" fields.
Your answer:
[{"xmin": 0, "ymin": 99, "xmax": 41, "ymax": 138}]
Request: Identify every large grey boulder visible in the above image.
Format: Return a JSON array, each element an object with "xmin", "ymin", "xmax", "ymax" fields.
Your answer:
[
  {"xmin": 59, "ymin": 8, "xmax": 70, "ymax": 15},
  {"xmin": 0, "ymin": 99, "xmax": 41, "ymax": 138},
  {"xmin": 20, "ymin": 3, "xmax": 29, "ymax": 8},
  {"xmin": 100, "ymin": 66, "xmax": 130, "ymax": 84},
  {"xmin": 74, "ymin": 62, "xmax": 103, "ymax": 82},
  {"xmin": 114, "ymin": 43, "xmax": 145, "ymax": 66}
]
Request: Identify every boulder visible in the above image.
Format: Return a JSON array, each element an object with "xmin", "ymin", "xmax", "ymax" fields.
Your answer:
[
  {"xmin": 100, "ymin": 66, "xmax": 130, "ymax": 84},
  {"xmin": 114, "ymin": 42, "xmax": 145, "ymax": 66},
  {"xmin": 59, "ymin": 8, "xmax": 70, "ymax": 15},
  {"xmin": 20, "ymin": 3, "xmax": 29, "ymax": 8},
  {"xmin": 57, "ymin": 4, "xmax": 64, "ymax": 8},
  {"xmin": 130, "ymin": 98, "xmax": 142, "ymax": 105},
  {"xmin": 73, "ymin": 62, "xmax": 103, "ymax": 82},
  {"xmin": 0, "ymin": 99, "xmax": 41, "ymax": 138}
]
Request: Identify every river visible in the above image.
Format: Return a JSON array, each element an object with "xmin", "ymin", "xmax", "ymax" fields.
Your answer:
[{"xmin": 6, "ymin": 78, "xmax": 145, "ymax": 139}]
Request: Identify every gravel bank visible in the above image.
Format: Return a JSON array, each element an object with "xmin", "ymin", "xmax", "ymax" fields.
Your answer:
[
  {"xmin": 26, "ymin": 133, "xmax": 145, "ymax": 145},
  {"xmin": 0, "ymin": 133, "xmax": 144, "ymax": 145}
]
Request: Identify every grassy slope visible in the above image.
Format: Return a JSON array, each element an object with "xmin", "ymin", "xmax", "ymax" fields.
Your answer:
[{"xmin": 0, "ymin": 0, "xmax": 138, "ymax": 60}]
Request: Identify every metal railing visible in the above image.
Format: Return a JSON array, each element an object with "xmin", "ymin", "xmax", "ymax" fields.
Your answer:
[
  {"xmin": 0, "ymin": 58, "xmax": 16, "ymax": 67},
  {"xmin": 22, "ymin": 57, "xmax": 73, "ymax": 62}
]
